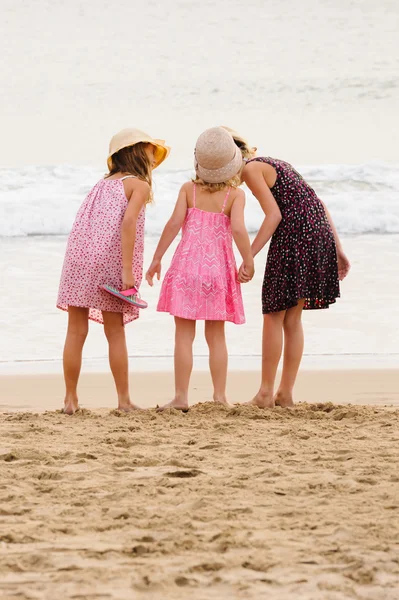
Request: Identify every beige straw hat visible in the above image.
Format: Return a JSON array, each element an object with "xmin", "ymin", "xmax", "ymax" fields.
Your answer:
[
  {"xmin": 194, "ymin": 127, "xmax": 243, "ymax": 184},
  {"xmin": 107, "ymin": 128, "xmax": 170, "ymax": 170}
]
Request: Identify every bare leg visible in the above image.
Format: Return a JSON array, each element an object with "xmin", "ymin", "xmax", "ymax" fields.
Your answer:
[
  {"xmin": 247, "ymin": 310, "xmax": 286, "ymax": 408},
  {"xmin": 205, "ymin": 320, "xmax": 229, "ymax": 405},
  {"xmin": 275, "ymin": 300, "xmax": 305, "ymax": 407},
  {"xmin": 103, "ymin": 311, "xmax": 140, "ymax": 411},
  {"xmin": 158, "ymin": 317, "xmax": 196, "ymax": 411},
  {"xmin": 63, "ymin": 306, "xmax": 89, "ymax": 414}
]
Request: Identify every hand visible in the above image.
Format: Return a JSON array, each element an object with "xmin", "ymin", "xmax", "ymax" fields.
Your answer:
[
  {"xmin": 337, "ymin": 250, "xmax": 350, "ymax": 281},
  {"xmin": 122, "ymin": 267, "xmax": 135, "ymax": 291},
  {"xmin": 146, "ymin": 258, "xmax": 162, "ymax": 286},
  {"xmin": 238, "ymin": 261, "xmax": 255, "ymax": 283}
]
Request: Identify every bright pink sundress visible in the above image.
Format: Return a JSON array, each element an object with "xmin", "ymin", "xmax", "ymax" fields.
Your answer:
[
  {"xmin": 157, "ymin": 184, "xmax": 245, "ymax": 324},
  {"xmin": 57, "ymin": 176, "xmax": 145, "ymax": 325}
]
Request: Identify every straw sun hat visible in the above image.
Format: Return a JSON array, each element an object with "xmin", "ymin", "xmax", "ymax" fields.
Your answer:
[
  {"xmin": 107, "ymin": 128, "xmax": 170, "ymax": 170},
  {"xmin": 194, "ymin": 127, "xmax": 243, "ymax": 184}
]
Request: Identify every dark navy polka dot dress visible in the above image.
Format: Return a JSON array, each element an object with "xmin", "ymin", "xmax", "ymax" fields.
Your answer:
[{"xmin": 247, "ymin": 157, "xmax": 340, "ymax": 313}]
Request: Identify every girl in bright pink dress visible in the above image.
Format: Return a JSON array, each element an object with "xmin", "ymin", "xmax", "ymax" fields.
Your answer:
[
  {"xmin": 146, "ymin": 127, "xmax": 254, "ymax": 411},
  {"xmin": 57, "ymin": 128, "xmax": 170, "ymax": 414}
]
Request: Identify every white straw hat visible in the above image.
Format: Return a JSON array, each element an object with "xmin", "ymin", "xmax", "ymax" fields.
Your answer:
[
  {"xmin": 107, "ymin": 128, "xmax": 170, "ymax": 170},
  {"xmin": 194, "ymin": 127, "xmax": 243, "ymax": 184}
]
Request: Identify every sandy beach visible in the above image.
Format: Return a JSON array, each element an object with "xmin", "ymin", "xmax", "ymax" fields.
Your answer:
[
  {"xmin": 1, "ymin": 369, "xmax": 399, "ymax": 412},
  {"xmin": 1, "ymin": 0, "xmax": 398, "ymax": 597},
  {"xmin": 1, "ymin": 370, "xmax": 399, "ymax": 599}
]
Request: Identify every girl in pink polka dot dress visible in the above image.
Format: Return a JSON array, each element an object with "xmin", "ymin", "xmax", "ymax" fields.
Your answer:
[{"xmin": 57, "ymin": 129, "xmax": 170, "ymax": 414}]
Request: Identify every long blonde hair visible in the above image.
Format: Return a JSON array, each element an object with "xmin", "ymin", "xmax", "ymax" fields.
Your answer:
[{"xmin": 106, "ymin": 143, "xmax": 153, "ymax": 202}]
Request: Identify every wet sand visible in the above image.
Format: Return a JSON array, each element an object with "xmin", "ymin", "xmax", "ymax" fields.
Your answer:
[{"xmin": 1, "ymin": 369, "xmax": 399, "ymax": 413}]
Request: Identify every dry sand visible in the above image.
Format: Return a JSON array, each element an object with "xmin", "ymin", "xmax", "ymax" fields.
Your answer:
[{"xmin": 1, "ymin": 370, "xmax": 399, "ymax": 599}]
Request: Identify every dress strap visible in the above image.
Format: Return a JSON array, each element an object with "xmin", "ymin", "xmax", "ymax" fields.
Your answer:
[
  {"xmin": 120, "ymin": 175, "xmax": 137, "ymax": 181},
  {"xmin": 193, "ymin": 183, "xmax": 196, "ymax": 208},
  {"xmin": 221, "ymin": 187, "xmax": 231, "ymax": 213}
]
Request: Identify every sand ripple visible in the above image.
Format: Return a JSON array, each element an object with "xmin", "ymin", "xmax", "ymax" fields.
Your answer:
[{"xmin": 1, "ymin": 403, "xmax": 399, "ymax": 599}]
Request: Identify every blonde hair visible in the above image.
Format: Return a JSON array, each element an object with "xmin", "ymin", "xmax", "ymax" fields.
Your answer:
[
  {"xmin": 106, "ymin": 142, "xmax": 153, "ymax": 203},
  {"xmin": 192, "ymin": 174, "xmax": 241, "ymax": 193}
]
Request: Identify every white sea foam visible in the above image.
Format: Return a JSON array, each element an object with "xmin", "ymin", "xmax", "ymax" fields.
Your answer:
[{"xmin": 0, "ymin": 162, "xmax": 398, "ymax": 238}]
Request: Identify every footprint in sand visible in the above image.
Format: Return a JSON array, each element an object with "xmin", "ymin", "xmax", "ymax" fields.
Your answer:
[{"xmin": 166, "ymin": 469, "xmax": 202, "ymax": 478}]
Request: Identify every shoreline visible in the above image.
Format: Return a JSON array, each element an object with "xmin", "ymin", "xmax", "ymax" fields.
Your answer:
[
  {"xmin": 1, "ymin": 368, "xmax": 398, "ymax": 413},
  {"xmin": 1, "ymin": 352, "xmax": 398, "ymax": 376}
]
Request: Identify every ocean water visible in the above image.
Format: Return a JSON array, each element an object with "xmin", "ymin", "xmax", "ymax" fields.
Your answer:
[
  {"xmin": 0, "ymin": 0, "xmax": 398, "ymax": 373},
  {"xmin": 0, "ymin": 163, "xmax": 399, "ymax": 238},
  {"xmin": 1, "ymin": 232, "xmax": 398, "ymax": 374}
]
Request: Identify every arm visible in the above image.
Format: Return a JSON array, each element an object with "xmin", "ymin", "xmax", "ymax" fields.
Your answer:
[
  {"xmin": 321, "ymin": 199, "xmax": 350, "ymax": 280},
  {"xmin": 146, "ymin": 184, "xmax": 188, "ymax": 286},
  {"xmin": 242, "ymin": 162, "xmax": 282, "ymax": 257},
  {"xmin": 230, "ymin": 190, "xmax": 254, "ymax": 283},
  {"xmin": 121, "ymin": 179, "xmax": 150, "ymax": 290}
]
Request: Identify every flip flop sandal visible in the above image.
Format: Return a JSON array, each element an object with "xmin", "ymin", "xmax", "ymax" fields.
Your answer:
[{"xmin": 101, "ymin": 284, "xmax": 148, "ymax": 309}]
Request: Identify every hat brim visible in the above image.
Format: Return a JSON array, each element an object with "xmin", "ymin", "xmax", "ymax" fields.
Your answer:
[
  {"xmin": 195, "ymin": 145, "xmax": 243, "ymax": 184},
  {"xmin": 107, "ymin": 139, "xmax": 170, "ymax": 170},
  {"xmin": 151, "ymin": 140, "xmax": 171, "ymax": 169}
]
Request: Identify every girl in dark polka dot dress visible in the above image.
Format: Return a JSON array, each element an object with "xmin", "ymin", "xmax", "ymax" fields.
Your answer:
[{"xmin": 222, "ymin": 127, "xmax": 350, "ymax": 408}]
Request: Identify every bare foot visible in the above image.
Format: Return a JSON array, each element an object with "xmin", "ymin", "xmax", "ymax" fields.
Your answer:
[
  {"xmin": 213, "ymin": 395, "xmax": 230, "ymax": 406},
  {"xmin": 274, "ymin": 391, "xmax": 294, "ymax": 408},
  {"xmin": 63, "ymin": 394, "xmax": 79, "ymax": 415},
  {"xmin": 243, "ymin": 391, "xmax": 275, "ymax": 409},
  {"xmin": 118, "ymin": 401, "xmax": 143, "ymax": 412},
  {"xmin": 156, "ymin": 399, "xmax": 189, "ymax": 412}
]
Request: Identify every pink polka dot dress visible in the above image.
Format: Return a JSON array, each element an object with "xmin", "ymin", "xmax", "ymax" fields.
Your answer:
[{"xmin": 57, "ymin": 176, "xmax": 145, "ymax": 325}]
